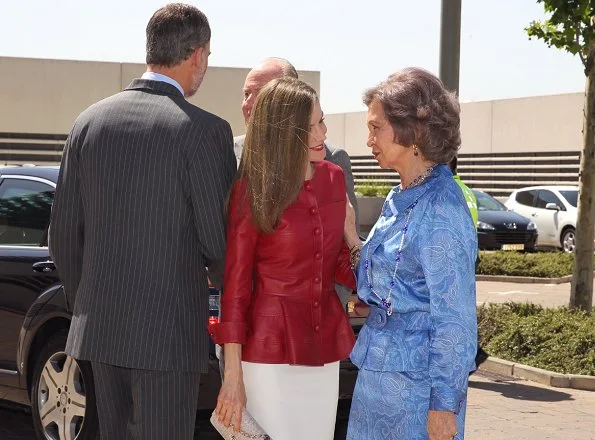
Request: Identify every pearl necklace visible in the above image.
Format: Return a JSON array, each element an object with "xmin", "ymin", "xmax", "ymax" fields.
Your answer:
[{"xmin": 363, "ymin": 165, "xmax": 435, "ymax": 316}]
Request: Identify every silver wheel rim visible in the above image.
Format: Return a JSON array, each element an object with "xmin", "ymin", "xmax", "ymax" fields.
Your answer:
[
  {"xmin": 563, "ymin": 231, "xmax": 575, "ymax": 253},
  {"xmin": 37, "ymin": 352, "xmax": 86, "ymax": 440}
]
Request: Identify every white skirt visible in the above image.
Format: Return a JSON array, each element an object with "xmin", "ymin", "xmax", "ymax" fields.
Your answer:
[{"xmin": 242, "ymin": 361, "xmax": 340, "ymax": 440}]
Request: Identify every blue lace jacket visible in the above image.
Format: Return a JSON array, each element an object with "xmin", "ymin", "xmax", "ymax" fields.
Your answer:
[{"xmin": 351, "ymin": 163, "xmax": 478, "ymax": 413}]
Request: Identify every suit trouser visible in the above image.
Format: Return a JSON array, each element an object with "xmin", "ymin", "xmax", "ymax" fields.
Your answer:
[{"xmin": 91, "ymin": 362, "xmax": 201, "ymax": 440}]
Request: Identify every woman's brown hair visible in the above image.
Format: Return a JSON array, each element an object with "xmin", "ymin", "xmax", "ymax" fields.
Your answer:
[{"xmin": 238, "ymin": 77, "xmax": 318, "ymax": 233}]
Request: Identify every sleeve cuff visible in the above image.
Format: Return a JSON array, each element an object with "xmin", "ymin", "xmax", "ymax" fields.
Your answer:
[
  {"xmin": 429, "ymin": 386, "xmax": 466, "ymax": 414},
  {"xmin": 208, "ymin": 321, "xmax": 248, "ymax": 345}
]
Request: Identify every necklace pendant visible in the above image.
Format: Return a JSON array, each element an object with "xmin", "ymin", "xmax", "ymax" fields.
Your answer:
[
  {"xmin": 381, "ymin": 298, "xmax": 392, "ymax": 312},
  {"xmin": 387, "ymin": 307, "xmax": 393, "ymax": 316}
]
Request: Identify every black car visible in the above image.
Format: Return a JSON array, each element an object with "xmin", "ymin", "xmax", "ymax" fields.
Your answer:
[
  {"xmin": 0, "ymin": 165, "xmax": 360, "ymax": 440},
  {"xmin": 473, "ymin": 190, "xmax": 538, "ymax": 251}
]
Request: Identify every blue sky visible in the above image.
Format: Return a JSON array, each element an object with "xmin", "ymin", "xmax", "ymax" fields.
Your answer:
[{"xmin": 0, "ymin": 0, "xmax": 585, "ymax": 113}]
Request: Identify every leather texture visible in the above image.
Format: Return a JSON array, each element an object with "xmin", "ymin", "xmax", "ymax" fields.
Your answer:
[{"xmin": 209, "ymin": 161, "xmax": 356, "ymax": 365}]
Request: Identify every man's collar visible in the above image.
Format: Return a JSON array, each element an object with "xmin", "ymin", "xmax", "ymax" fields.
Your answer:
[
  {"xmin": 141, "ymin": 71, "xmax": 185, "ymax": 96},
  {"xmin": 125, "ymin": 78, "xmax": 184, "ymax": 98}
]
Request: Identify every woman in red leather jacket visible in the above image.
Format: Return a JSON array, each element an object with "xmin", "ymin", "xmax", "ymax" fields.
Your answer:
[{"xmin": 209, "ymin": 77, "xmax": 357, "ymax": 439}]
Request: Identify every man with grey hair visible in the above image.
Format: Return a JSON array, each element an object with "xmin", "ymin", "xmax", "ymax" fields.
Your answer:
[
  {"xmin": 49, "ymin": 4, "xmax": 235, "ymax": 439},
  {"xmin": 234, "ymin": 57, "xmax": 359, "ymax": 303}
]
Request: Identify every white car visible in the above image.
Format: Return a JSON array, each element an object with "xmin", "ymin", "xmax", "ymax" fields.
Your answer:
[{"xmin": 505, "ymin": 186, "xmax": 578, "ymax": 252}]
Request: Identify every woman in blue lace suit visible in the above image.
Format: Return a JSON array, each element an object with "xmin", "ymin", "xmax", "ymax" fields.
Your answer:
[{"xmin": 343, "ymin": 68, "xmax": 478, "ymax": 440}]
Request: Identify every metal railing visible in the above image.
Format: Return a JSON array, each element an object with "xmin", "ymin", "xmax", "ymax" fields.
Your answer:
[{"xmin": 352, "ymin": 150, "xmax": 580, "ymax": 198}]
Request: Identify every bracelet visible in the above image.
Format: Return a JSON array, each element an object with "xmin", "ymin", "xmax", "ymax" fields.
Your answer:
[{"xmin": 349, "ymin": 245, "xmax": 362, "ymax": 270}]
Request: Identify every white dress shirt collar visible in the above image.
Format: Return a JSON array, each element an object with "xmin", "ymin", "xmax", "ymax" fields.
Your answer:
[{"xmin": 141, "ymin": 71, "xmax": 185, "ymax": 96}]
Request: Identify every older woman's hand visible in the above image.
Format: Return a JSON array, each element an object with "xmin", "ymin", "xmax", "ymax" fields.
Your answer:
[{"xmin": 427, "ymin": 410, "xmax": 457, "ymax": 440}]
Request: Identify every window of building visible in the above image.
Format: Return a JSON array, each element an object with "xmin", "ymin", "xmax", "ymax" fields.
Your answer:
[{"xmin": 0, "ymin": 178, "xmax": 55, "ymax": 246}]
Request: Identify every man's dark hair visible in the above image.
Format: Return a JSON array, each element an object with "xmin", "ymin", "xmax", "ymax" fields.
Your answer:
[
  {"xmin": 146, "ymin": 3, "xmax": 210, "ymax": 67},
  {"xmin": 449, "ymin": 155, "xmax": 458, "ymax": 174}
]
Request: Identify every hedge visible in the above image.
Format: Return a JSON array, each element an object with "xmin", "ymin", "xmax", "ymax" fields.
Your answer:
[
  {"xmin": 477, "ymin": 303, "xmax": 595, "ymax": 376},
  {"xmin": 477, "ymin": 251, "xmax": 575, "ymax": 278}
]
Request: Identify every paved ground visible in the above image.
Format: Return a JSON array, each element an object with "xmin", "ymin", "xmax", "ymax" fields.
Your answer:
[
  {"xmin": 466, "ymin": 370, "xmax": 595, "ymax": 440},
  {"xmin": 2, "ymin": 370, "xmax": 594, "ymax": 439},
  {"xmin": 2, "ymin": 279, "xmax": 592, "ymax": 439},
  {"xmin": 476, "ymin": 279, "xmax": 595, "ymax": 308}
]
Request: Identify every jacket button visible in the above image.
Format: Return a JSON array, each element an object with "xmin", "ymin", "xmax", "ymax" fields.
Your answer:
[
  {"xmin": 314, "ymin": 276, "xmax": 321, "ymax": 283},
  {"xmin": 314, "ymin": 325, "xmax": 320, "ymax": 332},
  {"xmin": 314, "ymin": 228, "xmax": 321, "ymax": 236},
  {"xmin": 314, "ymin": 301, "xmax": 320, "ymax": 307},
  {"xmin": 314, "ymin": 252, "xmax": 322, "ymax": 260},
  {"xmin": 310, "ymin": 207, "xmax": 317, "ymax": 215},
  {"xmin": 305, "ymin": 182, "xmax": 312, "ymax": 191}
]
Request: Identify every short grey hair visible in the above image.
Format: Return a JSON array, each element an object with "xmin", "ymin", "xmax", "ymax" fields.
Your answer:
[{"xmin": 146, "ymin": 3, "xmax": 211, "ymax": 67}]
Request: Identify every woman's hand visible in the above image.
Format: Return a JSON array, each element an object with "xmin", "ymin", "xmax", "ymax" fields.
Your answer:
[
  {"xmin": 344, "ymin": 197, "xmax": 360, "ymax": 249},
  {"xmin": 215, "ymin": 343, "xmax": 246, "ymax": 432},
  {"xmin": 427, "ymin": 410, "xmax": 458, "ymax": 440},
  {"xmin": 215, "ymin": 371, "xmax": 247, "ymax": 432}
]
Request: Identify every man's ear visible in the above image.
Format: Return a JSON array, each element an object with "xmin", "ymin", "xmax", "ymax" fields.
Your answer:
[{"xmin": 190, "ymin": 47, "xmax": 203, "ymax": 67}]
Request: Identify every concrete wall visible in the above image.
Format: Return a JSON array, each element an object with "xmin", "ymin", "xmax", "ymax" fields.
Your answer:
[
  {"xmin": 0, "ymin": 57, "xmax": 320, "ymax": 137},
  {"xmin": 326, "ymin": 92, "xmax": 584, "ymax": 156},
  {"xmin": 0, "ymin": 56, "xmax": 583, "ymax": 156}
]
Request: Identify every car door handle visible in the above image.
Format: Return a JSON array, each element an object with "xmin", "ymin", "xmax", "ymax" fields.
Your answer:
[
  {"xmin": 32, "ymin": 260, "xmax": 56, "ymax": 273},
  {"xmin": 531, "ymin": 213, "xmax": 537, "ymax": 217}
]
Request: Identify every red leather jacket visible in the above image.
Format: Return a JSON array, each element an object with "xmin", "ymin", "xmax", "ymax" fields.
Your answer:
[{"xmin": 209, "ymin": 161, "xmax": 356, "ymax": 366}]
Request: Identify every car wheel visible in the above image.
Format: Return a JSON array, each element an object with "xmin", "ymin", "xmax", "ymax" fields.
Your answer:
[
  {"xmin": 31, "ymin": 329, "xmax": 98, "ymax": 440},
  {"xmin": 561, "ymin": 228, "xmax": 576, "ymax": 253}
]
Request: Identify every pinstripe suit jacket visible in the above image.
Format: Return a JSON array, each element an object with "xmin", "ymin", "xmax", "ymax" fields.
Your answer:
[{"xmin": 49, "ymin": 79, "xmax": 236, "ymax": 373}]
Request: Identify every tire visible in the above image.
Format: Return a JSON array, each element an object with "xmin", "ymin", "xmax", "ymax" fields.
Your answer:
[
  {"xmin": 30, "ymin": 329, "xmax": 99, "ymax": 440},
  {"xmin": 561, "ymin": 227, "xmax": 576, "ymax": 253}
]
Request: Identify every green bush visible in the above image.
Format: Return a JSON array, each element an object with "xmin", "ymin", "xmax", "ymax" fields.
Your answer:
[
  {"xmin": 477, "ymin": 251, "xmax": 574, "ymax": 278},
  {"xmin": 355, "ymin": 181, "xmax": 393, "ymax": 197},
  {"xmin": 478, "ymin": 303, "xmax": 595, "ymax": 375}
]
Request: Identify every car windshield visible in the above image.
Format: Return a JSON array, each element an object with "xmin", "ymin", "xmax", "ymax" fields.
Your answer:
[
  {"xmin": 559, "ymin": 190, "xmax": 578, "ymax": 208},
  {"xmin": 473, "ymin": 191, "xmax": 507, "ymax": 211}
]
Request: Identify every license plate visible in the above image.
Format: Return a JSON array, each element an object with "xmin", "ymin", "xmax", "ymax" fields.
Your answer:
[{"xmin": 501, "ymin": 244, "xmax": 524, "ymax": 251}]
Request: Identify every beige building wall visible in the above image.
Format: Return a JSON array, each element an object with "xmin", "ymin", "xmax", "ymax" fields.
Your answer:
[
  {"xmin": 326, "ymin": 92, "xmax": 584, "ymax": 156},
  {"xmin": 0, "ymin": 57, "xmax": 320, "ymax": 137},
  {"xmin": 0, "ymin": 57, "xmax": 582, "ymax": 156}
]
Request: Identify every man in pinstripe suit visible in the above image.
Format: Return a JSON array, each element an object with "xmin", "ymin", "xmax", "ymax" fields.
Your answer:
[{"xmin": 49, "ymin": 4, "xmax": 236, "ymax": 439}]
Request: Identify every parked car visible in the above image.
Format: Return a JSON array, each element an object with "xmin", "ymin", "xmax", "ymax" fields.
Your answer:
[
  {"xmin": 473, "ymin": 190, "xmax": 538, "ymax": 251},
  {"xmin": 504, "ymin": 186, "xmax": 578, "ymax": 252},
  {"xmin": 0, "ymin": 165, "xmax": 360, "ymax": 440}
]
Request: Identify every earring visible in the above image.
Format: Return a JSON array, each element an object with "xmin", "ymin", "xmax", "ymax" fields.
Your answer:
[{"xmin": 413, "ymin": 145, "xmax": 419, "ymax": 156}]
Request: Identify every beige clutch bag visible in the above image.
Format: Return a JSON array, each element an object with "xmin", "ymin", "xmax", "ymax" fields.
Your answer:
[{"xmin": 210, "ymin": 409, "xmax": 271, "ymax": 440}]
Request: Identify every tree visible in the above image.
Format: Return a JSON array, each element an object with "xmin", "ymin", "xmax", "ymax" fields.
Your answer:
[{"xmin": 526, "ymin": 0, "xmax": 594, "ymax": 311}]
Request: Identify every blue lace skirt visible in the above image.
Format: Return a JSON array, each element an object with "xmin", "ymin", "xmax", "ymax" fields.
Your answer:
[{"xmin": 347, "ymin": 369, "xmax": 468, "ymax": 440}]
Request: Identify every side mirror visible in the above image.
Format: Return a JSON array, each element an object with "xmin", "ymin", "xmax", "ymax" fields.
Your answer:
[{"xmin": 545, "ymin": 202, "xmax": 560, "ymax": 211}]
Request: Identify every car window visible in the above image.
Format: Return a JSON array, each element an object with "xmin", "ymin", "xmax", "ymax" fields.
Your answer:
[
  {"xmin": 0, "ymin": 178, "xmax": 55, "ymax": 246},
  {"xmin": 559, "ymin": 190, "xmax": 578, "ymax": 208},
  {"xmin": 474, "ymin": 191, "xmax": 507, "ymax": 211},
  {"xmin": 515, "ymin": 190, "xmax": 537, "ymax": 207},
  {"xmin": 535, "ymin": 190, "xmax": 565, "ymax": 211}
]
